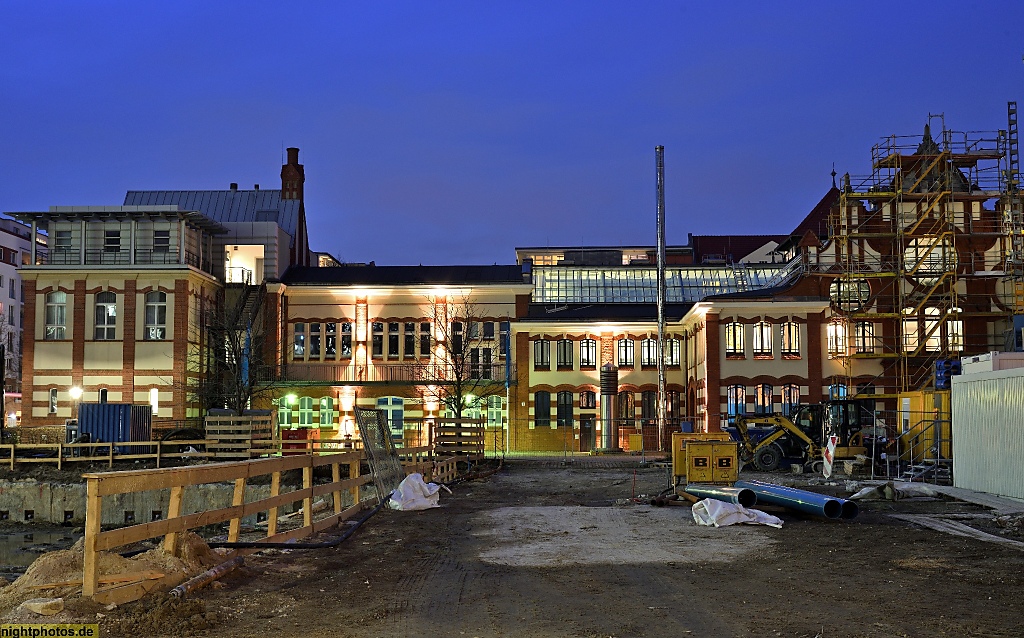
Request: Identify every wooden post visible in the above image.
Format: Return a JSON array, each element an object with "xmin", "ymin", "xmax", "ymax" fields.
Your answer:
[
  {"xmin": 163, "ymin": 485, "xmax": 184, "ymax": 553},
  {"xmin": 156, "ymin": 440, "xmax": 162, "ymax": 468},
  {"xmin": 108, "ymin": 443, "xmax": 114, "ymax": 468},
  {"xmin": 349, "ymin": 459, "xmax": 360, "ymax": 506},
  {"xmin": 57, "ymin": 443, "xmax": 62, "ymax": 471},
  {"xmin": 302, "ymin": 463, "xmax": 313, "ymax": 529},
  {"xmin": 332, "ymin": 461, "xmax": 342, "ymax": 514},
  {"xmin": 268, "ymin": 471, "xmax": 281, "ymax": 537},
  {"xmin": 82, "ymin": 479, "xmax": 102, "ymax": 598},
  {"xmin": 227, "ymin": 477, "xmax": 246, "ymax": 542}
]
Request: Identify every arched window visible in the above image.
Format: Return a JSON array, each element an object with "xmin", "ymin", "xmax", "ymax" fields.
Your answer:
[
  {"xmin": 533, "ymin": 339, "xmax": 550, "ymax": 368},
  {"xmin": 298, "ymin": 396, "xmax": 315, "ymax": 427},
  {"xmin": 781, "ymin": 384, "xmax": 800, "ymax": 417},
  {"xmin": 727, "ymin": 385, "xmax": 746, "ymax": 422},
  {"xmin": 781, "ymin": 322, "xmax": 800, "ymax": 357},
  {"xmin": 580, "ymin": 339, "xmax": 597, "ymax": 367},
  {"xmin": 902, "ymin": 308, "xmax": 919, "ymax": 351},
  {"xmin": 556, "ymin": 339, "xmax": 573, "ymax": 368},
  {"xmin": 827, "ymin": 320, "xmax": 846, "ymax": 358},
  {"xmin": 144, "ymin": 291, "xmax": 167, "ymax": 340},
  {"xmin": 617, "ymin": 339, "xmax": 634, "ymax": 367},
  {"xmin": 556, "ymin": 391, "xmax": 574, "ymax": 427},
  {"xmin": 534, "ymin": 391, "xmax": 551, "ymax": 428},
  {"xmin": 725, "ymin": 322, "xmax": 744, "ymax": 357},
  {"xmin": 319, "ymin": 396, "xmax": 335, "ymax": 427},
  {"xmin": 829, "ymin": 383, "xmax": 847, "ymax": 400},
  {"xmin": 752, "ymin": 322, "xmax": 773, "ymax": 358},
  {"xmin": 947, "ymin": 307, "xmax": 964, "ymax": 351},
  {"xmin": 45, "ymin": 291, "xmax": 67, "ymax": 340},
  {"xmin": 640, "ymin": 338, "xmax": 658, "ymax": 366},
  {"xmin": 666, "ymin": 391, "xmax": 681, "ymax": 425},
  {"xmin": 754, "ymin": 384, "xmax": 773, "ymax": 414},
  {"xmin": 617, "ymin": 391, "xmax": 635, "ymax": 427},
  {"xmin": 94, "ymin": 291, "xmax": 117, "ymax": 340},
  {"xmin": 854, "ymin": 322, "xmax": 875, "ymax": 354},
  {"xmin": 664, "ymin": 338, "xmax": 680, "ymax": 366},
  {"xmin": 580, "ymin": 391, "xmax": 597, "ymax": 409},
  {"xmin": 641, "ymin": 390, "xmax": 657, "ymax": 426}
]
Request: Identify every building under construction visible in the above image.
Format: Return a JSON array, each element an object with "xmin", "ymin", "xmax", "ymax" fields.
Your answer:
[{"xmin": 796, "ymin": 105, "xmax": 1024, "ymax": 409}]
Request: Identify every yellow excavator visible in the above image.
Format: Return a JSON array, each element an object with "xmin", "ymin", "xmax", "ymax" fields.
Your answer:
[{"xmin": 732, "ymin": 400, "xmax": 875, "ymax": 472}]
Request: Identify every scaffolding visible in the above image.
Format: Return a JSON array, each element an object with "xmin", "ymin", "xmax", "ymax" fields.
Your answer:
[{"xmin": 820, "ymin": 114, "xmax": 1011, "ymax": 400}]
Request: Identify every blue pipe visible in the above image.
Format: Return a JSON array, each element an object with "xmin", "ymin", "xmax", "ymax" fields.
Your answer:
[
  {"xmin": 684, "ymin": 484, "xmax": 757, "ymax": 508},
  {"xmin": 735, "ymin": 480, "xmax": 848, "ymax": 519}
]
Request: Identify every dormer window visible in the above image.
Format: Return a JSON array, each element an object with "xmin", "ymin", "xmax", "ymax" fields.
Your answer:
[
  {"xmin": 154, "ymin": 230, "xmax": 170, "ymax": 253},
  {"xmin": 104, "ymin": 230, "xmax": 120, "ymax": 253}
]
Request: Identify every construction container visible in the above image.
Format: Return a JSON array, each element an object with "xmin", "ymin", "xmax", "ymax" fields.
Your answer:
[
  {"xmin": 672, "ymin": 431, "xmax": 732, "ymax": 478},
  {"xmin": 78, "ymin": 403, "xmax": 152, "ymax": 454},
  {"xmin": 952, "ymin": 367, "xmax": 1024, "ymax": 500},
  {"xmin": 684, "ymin": 441, "xmax": 738, "ymax": 485}
]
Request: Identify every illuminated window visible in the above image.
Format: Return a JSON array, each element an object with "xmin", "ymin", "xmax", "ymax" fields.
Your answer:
[
  {"xmin": 40, "ymin": 298, "xmax": 65, "ymax": 344},
  {"xmin": 827, "ymin": 321, "xmax": 846, "ymax": 358},
  {"xmin": 319, "ymin": 396, "xmax": 335, "ymax": 427},
  {"xmin": 150, "ymin": 388, "xmax": 159, "ymax": 417},
  {"xmin": 640, "ymin": 338, "xmax": 658, "ymax": 367},
  {"xmin": 781, "ymin": 322, "xmax": 800, "ymax": 357},
  {"xmin": 48, "ymin": 388, "xmax": 57, "ymax": 414},
  {"xmin": 829, "ymin": 278, "xmax": 870, "ymax": 312},
  {"xmin": 580, "ymin": 339, "xmax": 597, "ymax": 367},
  {"xmin": 664, "ymin": 338, "xmax": 680, "ymax": 366},
  {"xmin": 376, "ymin": 397, "xmax": 404, "ymax": 441},
  {"xmin": 924, "ymin": 307, "xmax": 941, "ymax": 352},
  {"xmin": 752, "ymin": 322, "xmax": 772, "ymax": 358},
  {"xmin": 533, "ymin": 339, "xmax": 550, "ymax": 368},
  {"xmin": 725, "ymin": 322, "xmax": 744, "ymax": 357},
  {"xmin": 829, "ymin": 383, "xmax": 847, "ymax": 400},
  {"xmin": 486, "ymin": 395, "xmax": 503, "ymax": 427},
  {"xmin": 144, "ymin": 292, "xmax": 166, "ymax": 340},
  {"xmin": 94, "ymin": 291, "xmax": 116, "ymax": 340},
  {"xmin": 617, "ymin": 338, "xmax": 634, "ymax": 367},
  {"xmin": 754, "ymin": 383, "xmax": 773, "ymax": 414},
  {"xmin": 298, "ymin": 396, "xmax": 314, "ymax": 427}
]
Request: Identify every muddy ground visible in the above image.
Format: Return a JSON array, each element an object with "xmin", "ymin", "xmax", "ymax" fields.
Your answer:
[{"xmin": 44, "ymin": 461, "xmax": 1024, "ymax": 637}]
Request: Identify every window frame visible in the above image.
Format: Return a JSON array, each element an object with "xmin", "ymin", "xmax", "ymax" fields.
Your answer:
[
  {"xmin": 534, "ymin": 391, "xmax": 551, "ymax": 428},
  {"xmin": 617, "ymin": 338, "xmax": 634, "ymax": 367},
  {"xmin": 727, "ymin": 384, "xmax": 746, "ymax": 422},
  {"xmin": 725, "ymin": 322, "xmax": 745, "ymax": 358},
  {"xmin": 781, "ymin": 321, "xmax": 801, "ymax": 358},
  {"xmin": 580, "ymin": 390, "xmax": 597, "ymax": 410},
  {"xmin": 45, "ymin": 291, "xmax": 67, "ymax": 340},
  {"xmin": 754, "ymin": 383, "xmax": 773, "ymax": 414},
  {"xmin": 580, "ymin": 338, "xmax": 597, "ymax": 368},
  {"xmin": 144, "ymin": 291, "xmax": 167, "ymax": 341},
  {"xmin": 556, "ymin": 391, "xmax": 573, "ymax": 427},
  {"xmin": 94, "ymin": 291, "xmax": 117, "ymax": 340},
  {"xmin": 533, "ymin": 339, "xmax": 550, "ymax": 369},
  {"xmin": 640, "ymin": 338, "xmax": 658, "ymax": 367},
  {"xmin": 752, "ymin": 321, "xmax": 773, "ymax": 359},
  {"xmin": 556, "ymin": 339, "xmax": 573, "ymax": 368}
]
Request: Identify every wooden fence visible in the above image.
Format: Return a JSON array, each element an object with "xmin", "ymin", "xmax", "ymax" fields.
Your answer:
[
  {"xmin": 0, "ymin": 440, "xmax": 214, "ymax": 469},
  {"xmin": 80, "ymin": 445, "xmax": 444, "ymax": 603}
]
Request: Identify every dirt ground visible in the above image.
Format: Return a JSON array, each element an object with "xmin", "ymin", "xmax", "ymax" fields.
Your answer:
[{"xmin": 23, "ymin": 460, "xmax": 1024, "ymax": 637}]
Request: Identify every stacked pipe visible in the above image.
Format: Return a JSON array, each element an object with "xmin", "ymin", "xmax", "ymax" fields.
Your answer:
[{"xmin": 734, "ymin": 480, "xmax": 859, "ymax": 519}]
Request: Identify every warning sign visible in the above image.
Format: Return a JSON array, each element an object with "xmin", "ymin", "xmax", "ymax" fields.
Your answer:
[{"xmin": 822, "ymin": 435, "xmax": 840, "ymax": 478}]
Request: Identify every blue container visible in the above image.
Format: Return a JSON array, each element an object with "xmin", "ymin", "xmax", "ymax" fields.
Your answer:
[{"xmin": 78, "ymin": 403, "xmax": 153, "ymax": 454}]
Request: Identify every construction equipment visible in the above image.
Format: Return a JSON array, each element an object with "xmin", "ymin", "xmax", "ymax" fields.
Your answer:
[
  {"xmin": 732, "ymin": 400, "xmax": 875, "ymax": 472},
  {"xmin": 684, "ymin": 440, "xmax": 738, "ymax": 484}
]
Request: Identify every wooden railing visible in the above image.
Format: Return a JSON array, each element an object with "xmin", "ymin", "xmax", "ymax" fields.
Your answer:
[
  {"xmin": 80, "ymin": 445, "xmax": 447, "ymax": 603},
  {"xmin": 0, "ymin": 439, "xmax": 214, "ymax": 469}
]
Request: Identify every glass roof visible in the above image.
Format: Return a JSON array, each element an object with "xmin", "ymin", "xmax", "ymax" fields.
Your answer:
[{"xmin": 532, "ymin": 265, "xmax": 790, "ymax": 304}]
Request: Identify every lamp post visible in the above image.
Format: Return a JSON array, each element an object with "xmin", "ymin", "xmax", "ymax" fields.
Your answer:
[{"xmin": 68, "ymin": 386, "xmax": 83, "ymax": 422}]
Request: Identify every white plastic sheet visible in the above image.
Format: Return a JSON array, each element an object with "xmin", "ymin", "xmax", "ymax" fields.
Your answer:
[
  {"xmin": 389, "ymin": 472, "xmax": 443, "ymax": 511},
  {"xmin": 691, "ymin": 498, "xmax": 784, "ymax": 528}
]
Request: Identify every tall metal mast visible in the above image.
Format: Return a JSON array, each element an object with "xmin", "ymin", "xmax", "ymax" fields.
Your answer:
[{"xmin": 656, "ymin": 146, "xmax": 667, "ymax": 451}]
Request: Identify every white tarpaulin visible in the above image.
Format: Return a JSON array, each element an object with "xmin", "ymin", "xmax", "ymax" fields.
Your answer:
[
  {"xmin": 389, "ymin": 472, "xmax": 444, "ymax": 511},
  {"xmin": 691, "ymin": 498, "xmax": 784, "ymax": 528}
]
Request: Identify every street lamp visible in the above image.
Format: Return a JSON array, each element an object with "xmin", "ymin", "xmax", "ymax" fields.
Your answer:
[{"xmin": 69, "ymin": 386, "xmax": 83, "ymax": 421}]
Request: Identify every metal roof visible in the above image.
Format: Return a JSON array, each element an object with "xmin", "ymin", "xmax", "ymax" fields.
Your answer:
[
  {"xmin": 124, "ymin": 189, "xmax": 300, "ymax": 239},
  {"xmin": 281, "ymin": 265, "xmax": 528, "ymax": 286}
]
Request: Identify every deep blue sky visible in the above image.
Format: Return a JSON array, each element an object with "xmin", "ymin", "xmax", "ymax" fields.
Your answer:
[{"xmin": 3, "ymin": 2, "xmax": 1024, "ymax": 265}]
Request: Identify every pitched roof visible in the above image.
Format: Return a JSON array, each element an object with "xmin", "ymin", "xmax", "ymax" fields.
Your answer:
[
  {"xmin": 689, "ymin": 234, "xmax": 786, "ymax": 264},
  {"xmin": 280, "ymin": 264, "xmax": 527, "ymax": 286},
  {"xmin": 124, "ymin": 189, "xmax": 300, "ymax": 240},
  {"xmin": 788, "ymin": 186, "xmax": 839, "ymax": 241}
]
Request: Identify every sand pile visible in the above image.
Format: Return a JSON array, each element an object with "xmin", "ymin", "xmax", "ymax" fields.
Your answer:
[{"xmin": 0, "ymin": 532, "xmax": 222, "ymax": 619}]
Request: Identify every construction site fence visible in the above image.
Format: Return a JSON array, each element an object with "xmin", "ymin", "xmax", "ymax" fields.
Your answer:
[{"xmin": 78, "ymin": 445, "xmax": 454, "ymax": 603}]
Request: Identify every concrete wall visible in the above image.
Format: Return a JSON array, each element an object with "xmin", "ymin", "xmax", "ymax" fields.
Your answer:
[{"xmin": 0, "ymin": 479, "xmax": 364, "ymax": 526}]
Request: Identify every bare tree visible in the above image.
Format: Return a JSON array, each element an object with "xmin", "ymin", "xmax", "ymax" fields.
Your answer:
[
  {"xmin": 189, "ymin": 284, "xmax": 283, "ymax": 417},
  {"xmin": 426, "ymin": 296, "xmax": 508, "ymax": 420}
]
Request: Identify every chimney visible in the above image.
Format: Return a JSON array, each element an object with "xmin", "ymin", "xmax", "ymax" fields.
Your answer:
[
  {"xmin": 254, "ymin": 184, "xmax": 260, "ymax": 190},
  {"xmin": 230, "ymin": 183, "xmax": 238, "ymax": 191},
  {"xmin": 280, "ymin": 147, "xmax": 305, "ymax": 201}
]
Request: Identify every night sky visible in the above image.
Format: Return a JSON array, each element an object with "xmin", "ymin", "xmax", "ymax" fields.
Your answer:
[{"xmin": 3, "ymin": 1, "xmax": 1024, "ymax": 265}]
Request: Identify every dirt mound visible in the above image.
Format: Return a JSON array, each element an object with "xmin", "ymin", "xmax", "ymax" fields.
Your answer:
[{"xmin": 0, "ymin": 532, "xmax": 221, "ymax": 619}]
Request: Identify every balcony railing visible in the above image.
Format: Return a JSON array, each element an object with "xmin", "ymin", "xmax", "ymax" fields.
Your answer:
[
  {"xmin": 34, "ymin": 248, "xmax": 213, "ymax": 274},
  {"xmin": 262, "ymin": 362, "xmax": 515, "ymax": 385}
]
